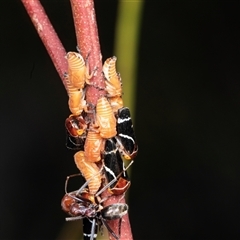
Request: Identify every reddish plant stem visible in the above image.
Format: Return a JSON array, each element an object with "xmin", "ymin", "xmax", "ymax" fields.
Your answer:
[
  {"xmin": 102, "ymin": 193, "xmax": 133, "ymax": 240},
  {"xmin": 21, "ymin": 0, "xmax": 68, "ymax": 90},
  {"xmin": 70, "ymin": 0, "xmax": 105, "ymax": 106},
  {"xmin": 70, "ymin": 1, "xmax": 133, "ymax": 240},
  {"xmin": 22, "ymin": 0, "xmax": 133, "ymax": 239}
]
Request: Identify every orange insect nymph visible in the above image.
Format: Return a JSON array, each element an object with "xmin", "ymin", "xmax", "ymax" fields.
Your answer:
[
  {"xmin": 68, "ymin": 88, "xmax": 86, "ymax": 116},
  {"xmin": 74, "ymin": 151, "xmax": 102, "ymax": 195},
  {"xmin": 96, "ymin": 97, "xmax": 117, "ymax": 139},
  {"xmin": 102, "ymin": 56, "xmax": 122, "ymax": 97},
  {"xmin": 84, "ymin": 130, "xmax": 105, "ymax": 163},
  {"xmin": 66, "ymin": 52, "xmax": 93, "ymax": 89}
]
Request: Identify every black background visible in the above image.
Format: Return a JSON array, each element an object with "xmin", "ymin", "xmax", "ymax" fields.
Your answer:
[{"xmin": 1, "ymin": 1, "xmax": 240, "ymax": 239}]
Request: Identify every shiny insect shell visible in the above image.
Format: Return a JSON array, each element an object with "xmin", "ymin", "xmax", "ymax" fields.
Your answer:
[
  {"xmin": 65, "ymin": 129, "xmax": 85, "ymax": 151},
  {"xmin": 65, "ymin": 115, "xmax": 87, "ymax": 137},
  {"xmin": 102, "ymin": 56, "xmax": 123, "ymax": 113},
  {"xmin": 61, "ymin": 189, "xmax": 128, "ymax": 240},
  {"xmin": 65, "ymin": 115, "xmax": 87, "ymax": 150},
  {"xmin": 96, "ymin": 97, "xmax": 117, "ymax": 139},
  {"xmin": 84, "ymin": 129, "xmax": 105, "ymax": 163},
  {"xmin": 66, "ymin": 51, "xmax": 92, "ymax": 89},
  {"xmin": 103, "ymin": 138, "xmax": 131, "ymax": 195},
  {"xmin": 74, "ymin": 151, "xmax": 102, "ymax": 195},
  {"xmin": 61, "ymin": 191, "xmax": 95, "ymax": 219},
  {"xmin": 115, "ymin": 107, "xmax": 138, "ymax": 160}
]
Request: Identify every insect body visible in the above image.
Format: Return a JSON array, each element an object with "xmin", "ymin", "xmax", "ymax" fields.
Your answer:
[
  {"xmin": 65, "ymin": 115, "xmax": 87, "ymax": 137},
  {"xmin": 102, "ymin": 56, "xmax": 123, "ymax": 113},
  {"xmin": 96, "ymin": 97, "xmax": 117, "ymax": 139},
  {"xmin": 84, "ymin": 130, "xmax": 105, "ymax": 163},
  {"xmin": 102, "ymin": 56, "xmax": 122, "ymax": 97},
  {"xmin": 61, "ymin": 192, "xmax": 95, "ymax": 218},
  {"xmin": 74, "ymin": 151, "xmax": 102, "ymax": 195},
  {"xmin": 65, "ymin": 75, "xmax": 87, "ymax": 116},
  {"xmin": 66, "ymin": 51, "xmax": 92, "ymax": 89},
  {"xmin": 103, "ymin": 138, "xmax": 131, "ymax": 195},
  {"xmin": 115, "ymin": 107, "xmax": 138, "ymax": 160},
  {"xmin": 65, "ymin": 130, "xmax": 85, "ymax": 151},
  {"xmin": 108, "ymin": 96, "xmax": 124, "ymax": 115},
  {"xmin": 101, "ymin": 203, "xmax": 128, "ymax": 220},
  {"xmin": 62, "ymin": 175, "xmax": 129, "ymax": 240},
  {"xmin": 65, "ymin": 115, "xmax": 87, "ymax": 150},
  {"xmin": 62, "ymin": 193, "xmax": 128, "ymax": 240},
  {"xmin": 61, "ymin": 189, "xmax": 128, "ymax": 240}
]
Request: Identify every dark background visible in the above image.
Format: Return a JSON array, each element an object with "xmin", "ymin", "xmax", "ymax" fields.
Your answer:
[{"xmin": 1, "ymin": 0, "xmax": 240, "ymax": 239}]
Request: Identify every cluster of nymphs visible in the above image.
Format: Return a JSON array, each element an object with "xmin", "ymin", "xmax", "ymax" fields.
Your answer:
[{"xmin": 61, "ymin": 51, "xmax": 138, "ymax": 240}]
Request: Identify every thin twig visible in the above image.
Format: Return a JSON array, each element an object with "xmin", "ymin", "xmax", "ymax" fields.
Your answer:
[
  {"xmin": 21, "ymin": 0, "xmax": 68, "ymax": 90},
  {"xmin": 70, "ymin": 0, "xmax": 105, "ymax": 106}
]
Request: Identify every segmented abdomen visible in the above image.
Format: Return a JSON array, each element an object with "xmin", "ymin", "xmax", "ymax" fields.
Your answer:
[
  {"xmin": 102, "ymin": 56, "xmax": 122, "ymax": 97},
  {"xmin": 67, "ymin": 51, "xmax": 86, "ymax": 89},
  {"xmin": 74, "ymin": 151, "xmax": 102, "ymax": 195},
  {"xmin": 96, "ymin": 97, "xmax": 117, "ymax": 139},
  {"xmin": 84, "ymin": 130, "xmax": 104, "ymax": 163},
  {"xmin": 68, "ymin": 88, "xmax": 86, "ymax": 116}
]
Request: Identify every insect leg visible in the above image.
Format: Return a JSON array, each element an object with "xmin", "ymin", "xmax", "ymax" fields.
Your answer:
[
  {"xmin": 100, "ymin": 218, "xmax": 119, "ymax": 240},
  {"xmin": 83, "ymin": 218, "xmax": 98, "ymax": 240},
  {"xmin": 65, "ymin": 173, "xmax": 99, "ymax": 202},
  {"xmin": 118, "ymin": 218, "xmax": 122, "ymax": 238},
  {"xmin": 65, "ymin": 173, "xmax": 82, "ymax": 193},
  {"xmin": 90, "ymin": 218, "xmax": 97, "ymax": 240},
  {"xmin": 65, "ymin": 215, "xmax": 85, "ymax": 221}
]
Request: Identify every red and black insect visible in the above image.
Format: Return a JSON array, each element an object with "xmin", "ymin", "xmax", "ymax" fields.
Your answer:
[
  {"xmin": 103, "ymin": 138, "xmax": 131, "ymax": 195},
  {"xmin": 61, "ymin": 174, "xmax": 128, "ymax": 240},
  {"xmin": 65, "ymin": 115, "xmax": 87, "ymax": 150},
  {"xmin": 115, "ymin": 107, "xmax": 138, "ymax": 160}
]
